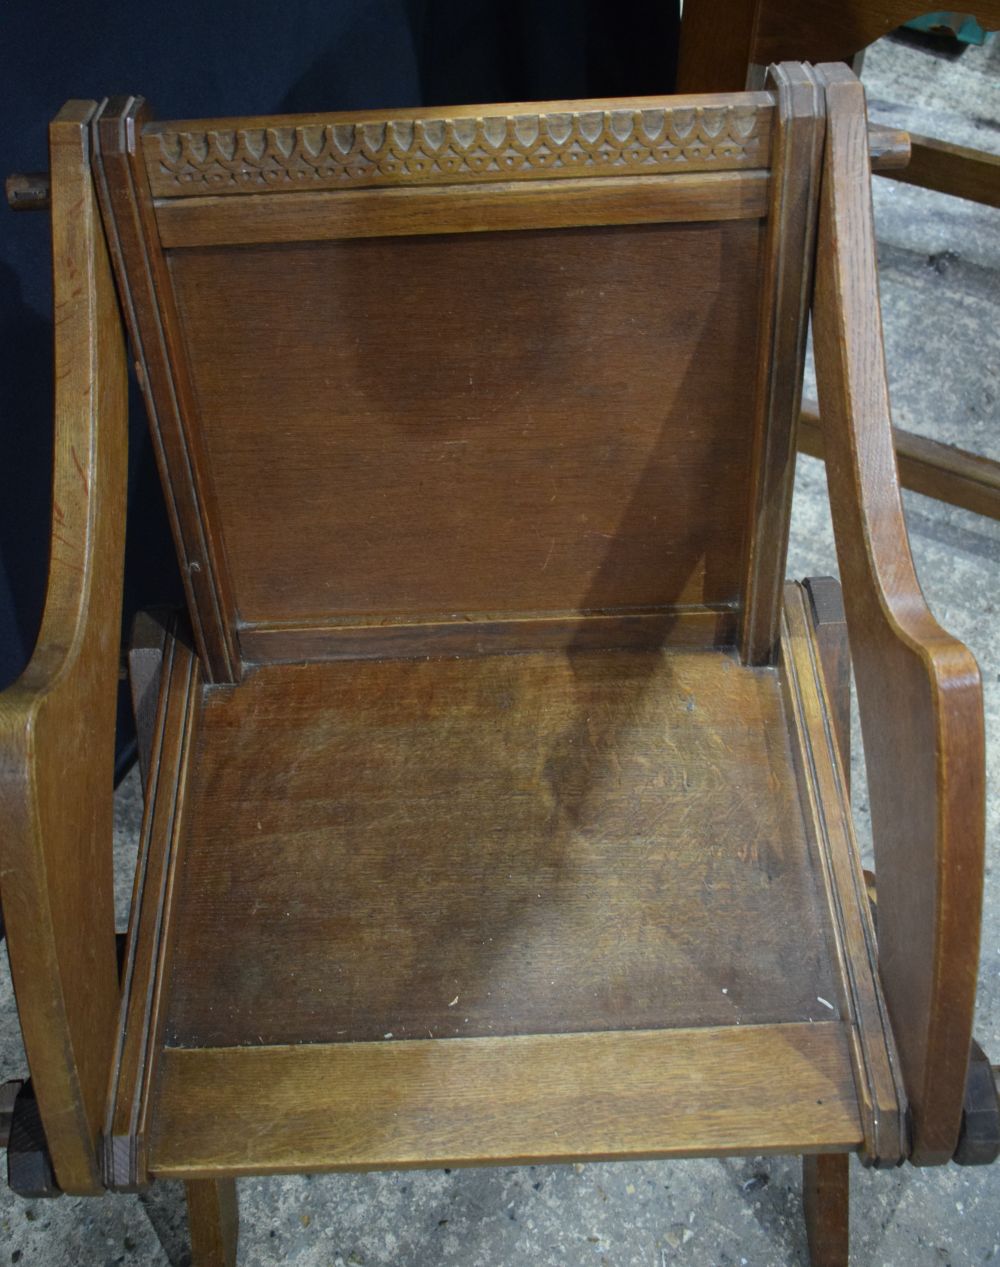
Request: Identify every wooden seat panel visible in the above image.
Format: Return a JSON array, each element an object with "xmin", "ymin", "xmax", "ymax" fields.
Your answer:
[
  {"xmin": 102, "ymin": 593, "xmax": 905, "ymax": 1186},
  {"xmin": 165, "ymin": 647, "xmax": 840, "ymax": 1050},
  {"xmin": 99, "ymin": 583, "xmax": 903, "ymax": 1186}
]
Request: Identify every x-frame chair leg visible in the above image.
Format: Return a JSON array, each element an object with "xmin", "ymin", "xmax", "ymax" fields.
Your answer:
[{"xmin": 801, "ymin": 577, "xmax": 853, "ymax": 1267}]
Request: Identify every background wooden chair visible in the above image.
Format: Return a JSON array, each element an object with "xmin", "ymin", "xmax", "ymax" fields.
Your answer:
[
  {"xmin": 677, "ymin": 0, "xmax": 1000, "ymax": 211},
  {"xmin": 1, "ymin": 63, "xmax": 995, "ymax": 1266},
  {"xmin": 677, "ymin": 1, "xmax": 1000, "ymax": 523}
]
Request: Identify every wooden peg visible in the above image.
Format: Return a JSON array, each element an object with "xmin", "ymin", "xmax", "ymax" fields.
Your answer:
[{"xmin": 6, "ymin": 172, "xmax": 51, "ymax": 210}]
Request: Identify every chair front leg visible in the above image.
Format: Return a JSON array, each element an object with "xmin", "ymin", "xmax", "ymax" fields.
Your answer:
[
  {"xmin": 186, "ymin": 1178, "xmax": 239, "ymax": 1267},
  {"xmin": 803, "ymin": 1154, "xmax": 849, "ymax": 1267}
]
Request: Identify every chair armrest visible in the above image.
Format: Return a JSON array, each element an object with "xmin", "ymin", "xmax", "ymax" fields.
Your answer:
[
  {"xmin": 811, "ymin": 65, "xmax": 986, "ymax": 1165},
  {"xmin": 0, "ymin": 102, "xmax": 127, "ymax": 1193}
]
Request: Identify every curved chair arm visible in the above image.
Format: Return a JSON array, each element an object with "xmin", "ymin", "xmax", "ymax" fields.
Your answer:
[
  {"xmin": 811, "ymin": 64, "xmax": 986, "ymax": 1165},
  {"xmin": 0, "ymin": 102, "xmax": 127, "ymax": 1193}
]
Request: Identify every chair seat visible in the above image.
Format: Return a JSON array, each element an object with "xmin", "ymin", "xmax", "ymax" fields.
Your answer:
[
  {"xmin": 106, "ymin": 591, "xmax": 903, "ymax": 1182},
  {"xmin": 171, "ymin": 647, "xmax": 838, "ymax": 1046}
]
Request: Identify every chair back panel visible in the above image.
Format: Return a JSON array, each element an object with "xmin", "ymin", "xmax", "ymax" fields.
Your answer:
[
  {"xmin": 167, "ymin": 219, "xmax": 761, "ymax": 626},
  {"xmin": 92, "ymin": 81, "xmax": 822, "ymax": 678}
]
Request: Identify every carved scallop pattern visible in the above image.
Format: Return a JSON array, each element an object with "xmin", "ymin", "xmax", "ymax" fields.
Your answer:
[{"xmin": 145, "ymin": 102, "xmax": 771, "ymax": 197}]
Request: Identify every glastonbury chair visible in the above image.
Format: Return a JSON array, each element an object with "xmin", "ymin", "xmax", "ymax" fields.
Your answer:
[{"xmin": 2, "ymin": 62, "xmax": 996, "ymax": 1266}]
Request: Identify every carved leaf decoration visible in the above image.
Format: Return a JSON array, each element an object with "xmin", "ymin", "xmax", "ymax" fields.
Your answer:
[{"xmin": 145, "ymin": 101, "xmax": 771, "ymax": 197}]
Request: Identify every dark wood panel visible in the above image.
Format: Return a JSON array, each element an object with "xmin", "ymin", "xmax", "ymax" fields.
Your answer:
[
  {"xmin": 168, "ymin": 220, "xmax": 763, "ymax": 632},
  {"xmin": 150, "ymin": 1024, "xmax": 862, "ymax": 1176},
  {"xmin": 678, "ymin": 1, "xmax": 1000, "ymax": 92},
  {"xmin": 164, "ymin": 647, "xmax": 838, "ymax": 1049},
  {"xmin": 676, "ymin": 0, "xmax": 760, "ymax": 92},
  {"xmin": 753, "ymin": 0, "xmax": 1000, "ymax": 66}
]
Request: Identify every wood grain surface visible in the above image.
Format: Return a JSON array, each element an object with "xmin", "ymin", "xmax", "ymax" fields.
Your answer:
[
  {"xmin": 168, "ymin": 220, "xmax": 763, "ymax": 634},
  {"xmin": 803, "ymin": 1152, "xmax": 850, "ymax": 1267},
  {"xmin": 740, "ymin": 63, "xmax": 823, "ymax": 663},
  {"xmin": 782, "ymin": 582, "xmax": 906, "ymax": 1164},
  {"xmin": 150, "ymin": 1024, "xmax": 862, "ymax": 1176},
  {"xmin": 154, "ymin": 169, "xmax": 769, "ymax": 249},
  {"xmin": 186, "ymin": 1178, "xmax": 238, "ymax": 1267},
  {"xmin": 105, "ymin": 634, "xmax": 201, "ymax": 1189},
  {"xmin": 882, "ymin": 134, "xmax": 1000, "ymax": 209},
  {"xmin": 164, "ymin": 648, "xmax": 839, "ymax": 1049},
  {"xmin": 237, "ymin": 606, "xmax": 739, "ymax": 664},
  {"xmin": 93, "ymin": 97, "xmax": 240, "ymax": 683},
  {"xmin": 812, "ymin": 64, "xmax": 986, "ymax": 1164},
  {"xmin": 0, "ymin": 102, "xmax": 127, "ymax": 1194}
]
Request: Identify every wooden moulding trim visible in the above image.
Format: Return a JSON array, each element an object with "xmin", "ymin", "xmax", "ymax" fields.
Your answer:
[
  {"xmin": 142, "ymin": 93, "xmax": 775, "ymax": 199},
  {"xmin": 104, "ymin": 632, "xmax": 200, "ymax": 1190},
  {"xmin": 237, "ymin": 606, "xmax": 739, "ymax": 664},
  {"xmin": 91, "ymin": 96, "xmax": 239, "ymax": 684},
  {"xmin": 780, "ymin": 583, "xmax": 907, "ymax": 1166},
  {"xmin": 149, "ymin": 1023, "xmax": 862, "ymax": 1177},
  {"xmin": 154, "ymin": 169, "xmax": 769, "ymax": 249},
  {"xmin": 739, "ymin": 62, "xmax": 825, "ymax": 666}
]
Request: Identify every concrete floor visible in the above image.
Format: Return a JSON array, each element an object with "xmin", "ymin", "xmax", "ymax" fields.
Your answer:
[{"xmin": 2, "ymin": 30, "xmax": 999, "ymax": 1267}]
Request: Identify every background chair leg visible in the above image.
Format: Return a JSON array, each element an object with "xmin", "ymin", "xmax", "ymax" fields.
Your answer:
[
  {"xmin": 803, "ymin": 1154, "xmax": 849, "ymax": 1267},
  {"xmin": 186, "ymin": 1178, "xmax": 238, "ymax": 1267}
]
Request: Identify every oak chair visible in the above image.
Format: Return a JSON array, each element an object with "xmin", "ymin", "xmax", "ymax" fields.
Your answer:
[
  {"xmin": 676, "ymin": 1, "xmax": 1000, "ymax": 523},
  {"xmin": 1, "ymin": 63, "xmax": 995, "ymax": 1266}
]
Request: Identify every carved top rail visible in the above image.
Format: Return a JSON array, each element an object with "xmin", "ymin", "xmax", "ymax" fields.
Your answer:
[{"xmin": 141, "ymin": 92, "xmax": 774, "ymax": 198}]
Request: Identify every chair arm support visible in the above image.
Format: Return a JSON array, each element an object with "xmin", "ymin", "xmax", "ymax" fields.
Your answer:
[
  {"xmin": 811, "ymin": 65, "xmax": 986, "ymax": 1165},
  {"xmin": 0, "ymin": 102, "xmax": 127, "ymax": 1194}
]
